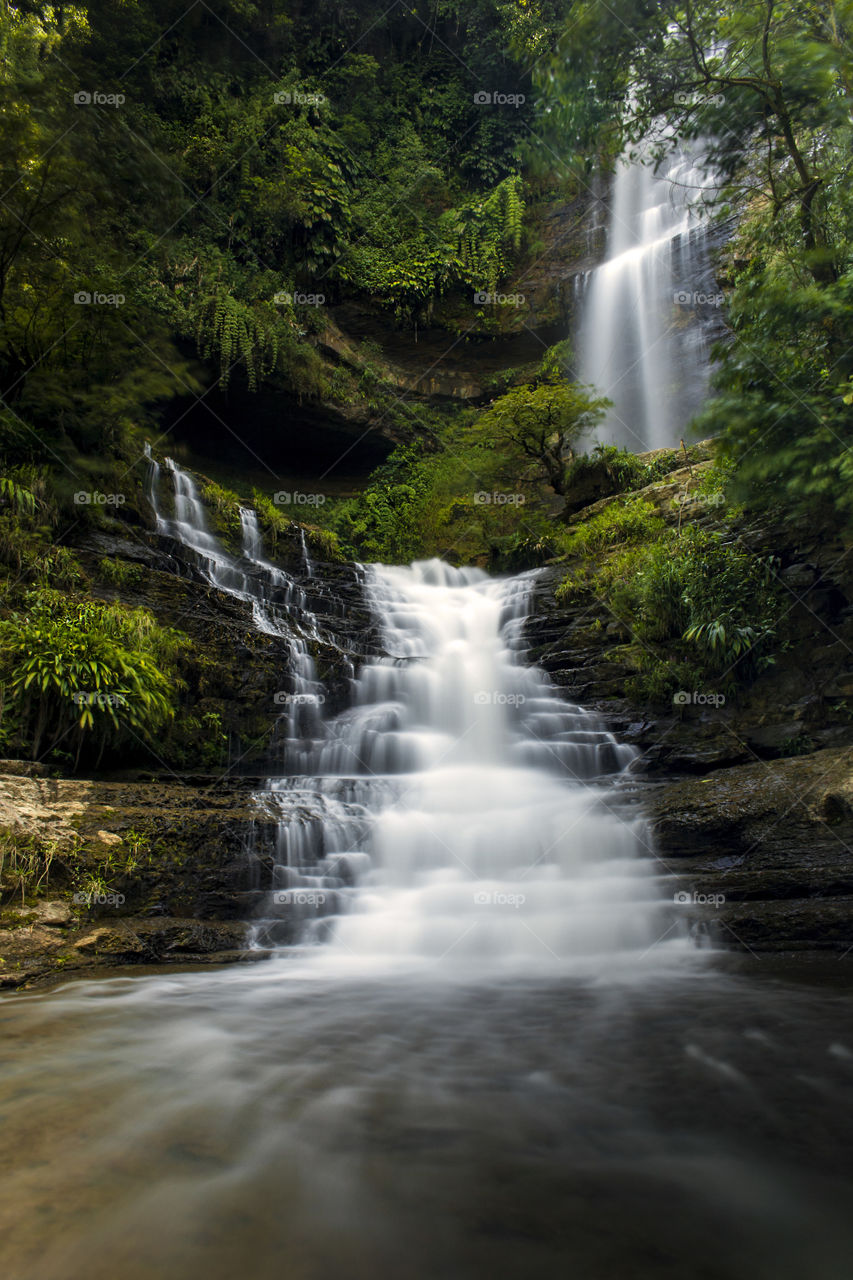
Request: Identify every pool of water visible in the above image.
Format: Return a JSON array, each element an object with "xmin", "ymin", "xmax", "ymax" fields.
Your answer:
[{"xmin": 1, "ymin": 959, "xmax": 852, "ymax": 1280}]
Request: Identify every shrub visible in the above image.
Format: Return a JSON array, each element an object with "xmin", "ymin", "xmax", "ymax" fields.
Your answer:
[
  {"xmin": 558, "ymin": 498, "xmax": 665, "ymax": 556},
  {"xmin": 98, "ymin": 557, "xmax": 144, "ymax": 588},
  {"xmin": 0, "ymin": 591, "xmax": 189, "ymax": 767}
]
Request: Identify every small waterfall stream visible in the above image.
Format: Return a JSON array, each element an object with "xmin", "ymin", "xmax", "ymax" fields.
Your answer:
[{"xmin": 575, "ymin": 143, "xmax": 721, "ymax": 451}]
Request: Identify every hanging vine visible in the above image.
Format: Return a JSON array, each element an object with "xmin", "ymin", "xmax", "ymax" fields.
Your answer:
[
  {"xmin": 195, "ymin": 292, "xmax": 279, "ymax": 391},
  {"xmin": 440, "ymin": 174, "xmax": 526, "ymax": 293}
]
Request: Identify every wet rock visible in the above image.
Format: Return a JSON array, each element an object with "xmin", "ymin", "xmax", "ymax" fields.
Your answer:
[{"xmin": 74, "ymin": 924, "xmax": 145, "ymax": 956}]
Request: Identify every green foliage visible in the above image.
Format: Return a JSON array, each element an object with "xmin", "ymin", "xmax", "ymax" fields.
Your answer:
[
  {"xmin": 558, "ymin": 498, "xmax": 665, "ymax": 556},
  {"xmin": 557, "ymin": 521, "xmax": 784, "ymax": 701},
  {"xmin": 565, "ymin": 445, "xmax": 682, "ymax": 496},
  {"xmin": 696, "ymin": 271, "xmax": 853, "ymax": 527},
  {"xmin": 195, "ymin": 293, "xmax": 280, "ymax": 392},
  {"xmin": 442, "ymin": 174, "xmax": 526, "ymax": 294},
  {"xmin": 0, "ymin": 828, "xmax": 61, "ymax": 906},
  {"xmin": 477, "ymin": 382, "xmax": 609, "ymax": 494},
  {"xmin": 98, "ymin": 558, "xmax": 144, "ymax": 589},
  {"xmin": 201, "ymin": 479, "xmax": 243, "ymax": 540},
  {"xmin": 0, "ymin": 591, "xmax": 188, "ymax": 767}
]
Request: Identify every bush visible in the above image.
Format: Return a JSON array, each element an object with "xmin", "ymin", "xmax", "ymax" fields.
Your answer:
[
  {"xmin": 564, "ymin": 445, "xmax": 682, "ymax": 500},
  {"xmin": 556, "ymin": 524, "xmax": 784, "ymax": 700},
  {"xmin": 558, "ymin": 498, "xmax": 665, "ymax": 556},
  {"xmin": 0, "ymin": 591, "xmax": 189, "ymax": 768},
  {"xmin": 98, "ymin": 557, "xmax": 144, "ymax": 588}
]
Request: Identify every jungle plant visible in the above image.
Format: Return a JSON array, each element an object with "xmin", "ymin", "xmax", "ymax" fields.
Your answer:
[{"xmin": 0, "ymin": 591, "xmax": 188, "ymax": 766}]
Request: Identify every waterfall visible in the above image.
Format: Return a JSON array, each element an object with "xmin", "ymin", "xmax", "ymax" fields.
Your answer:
[
  {"xmin": 254, "ymin": 559, "xmax": 692, "ymax": 974},
  {"xmin": 145, "ymin": 452, "xmax": 325, "ymax": 733},
  {"xmin": 576, "ymin": 142, "xmax": 720, "ymax": 452},
  {"xmin": 144, "ymin": 453, "xmax": 692, "ymax": 973}
]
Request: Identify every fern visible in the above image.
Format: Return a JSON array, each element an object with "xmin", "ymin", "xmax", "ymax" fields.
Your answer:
[{"xmin": 196, "ymin": 292, "xmax": 279, "ymax": 390}]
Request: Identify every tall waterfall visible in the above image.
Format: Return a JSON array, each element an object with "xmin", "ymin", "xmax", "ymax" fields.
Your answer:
[{"xmin": 575, "ymin": 144, "xmax": 720, "ymax": 452}]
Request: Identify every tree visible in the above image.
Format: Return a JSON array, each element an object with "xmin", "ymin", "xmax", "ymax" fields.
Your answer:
[{"xmin": 477, "ymin": 383, "xmax": 608, "ymax": 494}]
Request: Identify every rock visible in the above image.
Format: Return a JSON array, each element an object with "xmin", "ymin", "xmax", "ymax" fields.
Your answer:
[
  {"xmin": 0, "ymin": 760, "xmax": 50, "ymax": 778},
  {"xmin": 648, "ymin": 746, "xmax": 853, "ymax": 951},
  {"xmin": 96, "ymin": 829, "xmax": 123, "ymax": 846},
  {"xmin": 780, "ymin": 562, "xmax": 816, "ymax": 590},
  {"xmin": 32, "ymin": 901, "xmax": 72, "ymax": 927},
  {"xmin": 74, "ymin": 925, "xmax": 145, "ymax": 956}
]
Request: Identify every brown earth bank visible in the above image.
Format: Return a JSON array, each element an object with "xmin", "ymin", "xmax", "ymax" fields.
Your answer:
[{"xmin": 0, "ymin": 765, "xmax": 308, "ymax": 990}]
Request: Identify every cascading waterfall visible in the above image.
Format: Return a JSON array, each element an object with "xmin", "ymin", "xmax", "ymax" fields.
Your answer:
[
  {"xmin": 575, "ymin": 142, "xmax": 720, "ymax": 452},
  {"xmin": 145, "ymin": 451, "xmax": 691, "ymax": 973},
  {"xmin": 254, "ymin": 560, "xmax": 691, "ymax": 973}
]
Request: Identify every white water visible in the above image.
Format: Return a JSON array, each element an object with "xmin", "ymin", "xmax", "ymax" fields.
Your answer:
[
  {"xmin": 255, "ymin": 559, "xmax": 693, "ymax": 976},
  {"xmin": 576, "ymin": 143, "xmax": 717, "ymax": 451}
]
